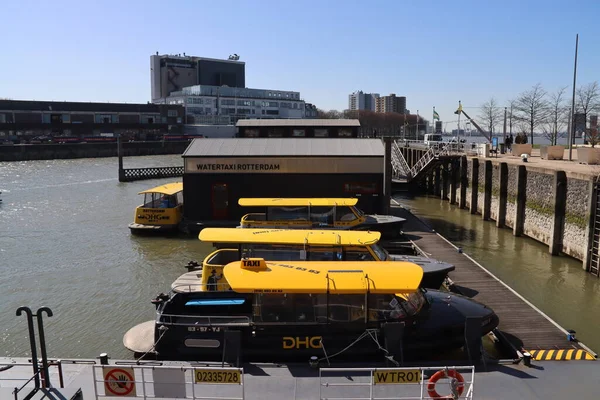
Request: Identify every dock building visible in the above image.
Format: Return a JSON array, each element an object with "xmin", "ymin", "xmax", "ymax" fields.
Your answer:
[
  {"xmin": 181, "ymin": 138, "xmax": 385, "ymax": 227},
  {"xmin": 0, "ymin": 100, "xmax": 184, "ymax": 142}
]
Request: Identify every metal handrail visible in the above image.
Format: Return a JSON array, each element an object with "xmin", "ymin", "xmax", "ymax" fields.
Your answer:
[
  {"xmin": 157, "ymin": 312, "xmax": 251, "ymax": 327},
  {"xmin": 391, "ymin": 141, "xmax": 411, "ymax": 178}
]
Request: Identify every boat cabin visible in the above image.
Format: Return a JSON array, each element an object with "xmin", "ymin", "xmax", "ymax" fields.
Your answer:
[
  {"xmin": 129, "ymin": 182, "xmax": 184, "ymax": 233},
  {"xmin": 162, "ymin": 259, "xmax": 426, "ymax": 326},
  {"xmin": 239, "ymin": 198, "xmax": 366, "ymax": 229}
]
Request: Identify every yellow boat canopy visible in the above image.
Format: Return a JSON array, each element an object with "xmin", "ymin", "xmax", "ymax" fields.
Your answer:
[
  {"xmin": 138, "ymin": 182, "xmax": 183, "ymax": 196},
  {"xmin": 223, "ymin": 258, "xmax": 423, "ymax": 294},
  {"xmin": 238, "ymin": 198, "xmax": 358, "ymax": 207},
  {"xmin": 199, "ymin": 228, "xmax": 381, "ymax": 246}
]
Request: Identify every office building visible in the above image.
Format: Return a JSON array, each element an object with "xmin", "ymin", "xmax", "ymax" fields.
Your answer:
[
  {"xmin": 160, "ymin": 84, "xmax": 306, "ymax": 124},
  {"xmin": 348, "ymin": 91, "xmax": 379, "ymax": 111},
  {"xmin": 150, "ymin": 53, "xmax": 245, "ymax": 102},
  {"xmin": 236, "ymin": 119, "xmax": 360, "ymax": 138},
  {"xmin": 375, "ymin": 94, "xmax": 407, "ymax": 114}
]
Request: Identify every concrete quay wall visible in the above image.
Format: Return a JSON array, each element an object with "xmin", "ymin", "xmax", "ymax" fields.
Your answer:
[
  {"xmin": 0, "ymin": 141, "xmax": 190, "ymax": 161},
  {"xmin": 428, "ymin": 157, "xmax": 593, "ymax": 268}
]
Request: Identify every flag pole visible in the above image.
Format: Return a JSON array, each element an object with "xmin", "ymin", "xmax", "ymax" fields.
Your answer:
[{"xmin": 457, "ymin": 101, "xmax": 461, "ymax": 144}]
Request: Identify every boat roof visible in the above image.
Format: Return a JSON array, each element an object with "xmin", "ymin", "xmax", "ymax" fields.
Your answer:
[
  {"xmin": 223, "ymin": 259, "xmax": 423, "ymax": 294},
  {"xmin": 199, "ymin": 228, "xmax": 380, "ymax": 245},
  {"xmin": 238, "ymin": 198, "xmax": 358, "ymax": 207},
  {"xmin": 138, "ymin": 182, "xmax": 183, "ymax": 195}
]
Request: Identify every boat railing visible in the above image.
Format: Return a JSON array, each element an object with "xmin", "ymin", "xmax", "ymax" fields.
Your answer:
[
  {"xmin": 157, "ymin": 312, "xmax": 251, "ymax": 327},
  {"xmin": 241, "ymin": 213, "xmax": 266, "ymax": 222},
  {"xmin": 170, "ymin": 282, "xmax": 233, "ymax": 293}
]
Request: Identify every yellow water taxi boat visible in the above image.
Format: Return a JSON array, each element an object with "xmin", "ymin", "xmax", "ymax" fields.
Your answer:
[
  {"xmin": 238, "ymin": 198, "xmax": 405, "ymax": 238},
  {"xmin": 173, "ymin": 228, "xmax": 453, "ymax": 291},
  {"xmin": 128, "ymin": 182, "xmax": 183, "ymax": 234}
]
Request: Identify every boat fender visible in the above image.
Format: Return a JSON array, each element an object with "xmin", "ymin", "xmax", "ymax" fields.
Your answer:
[{"xmin": 427, "ymin": 369, "xmax": 464, "ymax": 399}]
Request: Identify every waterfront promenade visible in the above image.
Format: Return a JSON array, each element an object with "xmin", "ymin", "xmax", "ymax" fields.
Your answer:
[{"xmin": 489, "ymin": 147, "xmax": 600, "ymax": 178}]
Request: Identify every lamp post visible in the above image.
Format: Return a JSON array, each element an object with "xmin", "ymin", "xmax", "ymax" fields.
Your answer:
[{"xmin": 568, "ymin": 33, "xmax": 579, "ymax": 161}]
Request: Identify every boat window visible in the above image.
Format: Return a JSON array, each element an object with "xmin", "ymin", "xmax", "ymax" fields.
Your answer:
[
  {"xmin": 344, "ymin": 247, "xmax": 375, "ymax": 261},
  {"xmin": 309, "ymin": 206, "xmax": 334, "ymax": 226},
  {"xmin": 335, "ymin": 206, "xmax": 358, "ymax": 222},
  {"xmin": 397, "ymin": 291, "xmax": 427, "ymax": 316},
  {"xmin": 368, "ymin": 294, "xmax": 407, "ymax": 321},
  {"xmin": 369, "ymin": 243, "xmax": 388, "ymax": 261},
  {"xmin": 143, "ymin": 193, "xmax": 160, "ymax": 208},
  {"xmin": 245, "ymin": 244, "xmax": 305, "ymax": 261},
  {"xmin": 254, "ymin": 293, "xmax": 316, "ymax": 323},
  {"xmin": 307, "ymin": 246, "xmax": 342, "ymax": 261},
  {"xmin": 267, "ymin": 206, "xmax": 308, "ymax": 221},
  {"xmin": 312, "ymin": 294, "xmax": 366, "ymax": 323}
]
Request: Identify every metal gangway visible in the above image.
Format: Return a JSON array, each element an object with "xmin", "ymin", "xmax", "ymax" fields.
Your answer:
[{"xmin": 391, "ymin": 140, "xmax": 465, "ymax": 182}]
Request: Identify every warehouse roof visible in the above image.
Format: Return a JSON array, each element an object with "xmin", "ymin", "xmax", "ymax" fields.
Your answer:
[
  {"xmin": 182, "ymin": 138, "xmax": 384, "ymax": 157},
  {"xmin": 235, "ymin": 119, "xmax": 360, "ymax": 127}
]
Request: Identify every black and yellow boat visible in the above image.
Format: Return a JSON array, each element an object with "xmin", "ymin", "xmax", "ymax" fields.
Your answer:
[
  {"xmin": 123, "ymin": 258, "xmax": 498, "ymax": 362},
  {"xmin": 238, "ymin": 198, "xmax": 406, "ymax": 239},
  {"xmin": 194, "ymin": 228, "xmax": 454, "ymax": 289},
  {"xmin": 128, "ymin": 182, "xmax": 183, "ymax": 234}
]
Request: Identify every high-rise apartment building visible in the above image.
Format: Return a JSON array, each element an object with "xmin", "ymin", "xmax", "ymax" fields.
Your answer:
[
  {"xmin": 151, "ymin": 53, "xmax": 245, "ymax": 102},
  {"xmin": 348, "ymin": 91, "xmax": 379, "ymax": 111},
  {"xmin": 375, "ymin": 94, "xmax": 407, "ymax": 114}
]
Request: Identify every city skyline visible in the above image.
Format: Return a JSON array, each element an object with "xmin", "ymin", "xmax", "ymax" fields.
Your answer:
[{"xmin": 1, "ymin": 0, "xmax": 598, "ymax": 129}]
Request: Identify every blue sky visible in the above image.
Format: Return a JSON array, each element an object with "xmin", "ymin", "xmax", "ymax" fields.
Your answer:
[{"xmin": 1, "ymin": 0, "xmax": 598, "ymax": 129}]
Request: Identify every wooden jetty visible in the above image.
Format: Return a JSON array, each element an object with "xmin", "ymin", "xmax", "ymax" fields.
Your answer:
[{"xmin": 390, "ymin": 205, "xmax": 597, "ymax": 361}]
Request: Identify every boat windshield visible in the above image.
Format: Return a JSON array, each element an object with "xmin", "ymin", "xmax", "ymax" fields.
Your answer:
[
  {"xmin": 350, "ymin": 206, "xmax": 365, "ymax": 217},
  {"xmin": 395, "ymin": 290, "xmax": 427, "ymax": 316},
  {"xmin": 369, "ymin": 243, "xmax": 388, "ymax": 261},
  {"xmin": 143, "ymin": 192, "xmax": 178, "ymax": 208}
]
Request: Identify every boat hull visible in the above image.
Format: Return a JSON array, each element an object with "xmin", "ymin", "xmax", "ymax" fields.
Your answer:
[{"xmin": 359, "ymin": 215, "xmax": 406, "ymax": 239}]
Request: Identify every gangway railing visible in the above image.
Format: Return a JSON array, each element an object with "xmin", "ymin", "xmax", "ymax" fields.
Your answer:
[
  {"xmin": 93, "ymin": 364, "xmax": 245, "ymax": 399},
  {"xmin": 319, "ymin": 365, "xmax": 475, "ymax": 400},
  {"xmin": 391, "ymin": 141, "xmax": 411, "ymax": 179}
]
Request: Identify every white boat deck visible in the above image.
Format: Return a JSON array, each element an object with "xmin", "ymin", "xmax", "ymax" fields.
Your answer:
[
  {"xmin": 2, "ymin": 356, "xmax": 599, "ymax": 399},
  {"xmin": 171, "ymin": 270, "xmax": 203, "ymax": 293}
]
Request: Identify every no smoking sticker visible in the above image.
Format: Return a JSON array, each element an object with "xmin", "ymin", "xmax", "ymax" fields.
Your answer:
[{"xmin": 103, "ymin": 367, "xmax": 137, "ymax": 397}]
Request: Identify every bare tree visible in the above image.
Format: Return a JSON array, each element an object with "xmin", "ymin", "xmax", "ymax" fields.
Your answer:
[
  {"xmin": 542, "ymin": 87, "xmax": 568, "ymax": 145},
  {"xmin": 576, "ymin": 81, "xmax": 600, "ymax": 143},
  {"xmin": 478, "ymin": 97, "xmax": 503, "ymax": 138},
  {"xmin": 317, "ymin": 109, "xmax": 344, "ymax": 119},
  {"xmin": 514, "ymin": 83, "xmax": 548, "ymax": 145}
]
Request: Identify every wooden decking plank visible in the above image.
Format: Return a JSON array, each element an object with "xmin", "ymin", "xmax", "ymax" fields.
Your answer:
[{"xmin": 391, "ymin": 206, "xmax": 586, "ymax": 353}]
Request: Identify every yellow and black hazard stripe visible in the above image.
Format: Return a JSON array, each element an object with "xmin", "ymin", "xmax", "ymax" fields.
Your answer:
[{"xmin": 527, "ymin": 349, "xmax": 596, "ymax": 361}]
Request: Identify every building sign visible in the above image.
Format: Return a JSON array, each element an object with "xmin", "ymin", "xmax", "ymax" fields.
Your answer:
[{"xmin": 185, "ymin": 157, "xmax": 383, "ymax": 174}]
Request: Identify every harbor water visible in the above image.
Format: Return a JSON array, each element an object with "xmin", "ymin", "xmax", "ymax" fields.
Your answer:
[{"xmin": 1, "ymin": 155, "xmax": 598, "ymax": 360}]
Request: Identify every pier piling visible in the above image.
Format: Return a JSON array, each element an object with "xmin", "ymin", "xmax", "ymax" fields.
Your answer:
[
  {"xmin": 459, "ymin": 156, "xmax": 468, "ymax": 209},
  {"xmin": 550, "ymin": 171, "xmax": 567, "ymax": 255},
  {"xmin": 483, "ymin": 161, "xmax": 493, "ymax": 220},
  {"xmin": 470, "ymin": 158, "xmax": 479, "ymax": 214},
  {"xmin": 513, "ymin": 165, "xmax": 527, "ymax": 237},
  {"xmin": 497, "ymin": 163, "xmax": 508, "ymax": 228}
]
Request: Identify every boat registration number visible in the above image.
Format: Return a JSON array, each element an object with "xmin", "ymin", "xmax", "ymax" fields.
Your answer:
[
  {"xmin": 194, "ymin": 369, "xmax": 242, "ymax": 384},
  {"xmin": 373, "ymin": 369, "xmax": 421, "ymax": 384}
]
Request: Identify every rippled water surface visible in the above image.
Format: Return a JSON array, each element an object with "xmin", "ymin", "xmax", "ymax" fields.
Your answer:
[
  {"xmin": 397, "ymin": 195, "xmax": 600, "ymax": 354},
  {"xmin": 0, "ymin": 156, "xmax": 212, "ymax": 359}
]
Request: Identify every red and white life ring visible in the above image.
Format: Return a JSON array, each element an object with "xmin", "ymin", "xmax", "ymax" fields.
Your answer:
[{"xmin": 427, "ymin": 369, "xmax": 465, "ymax": 399}]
